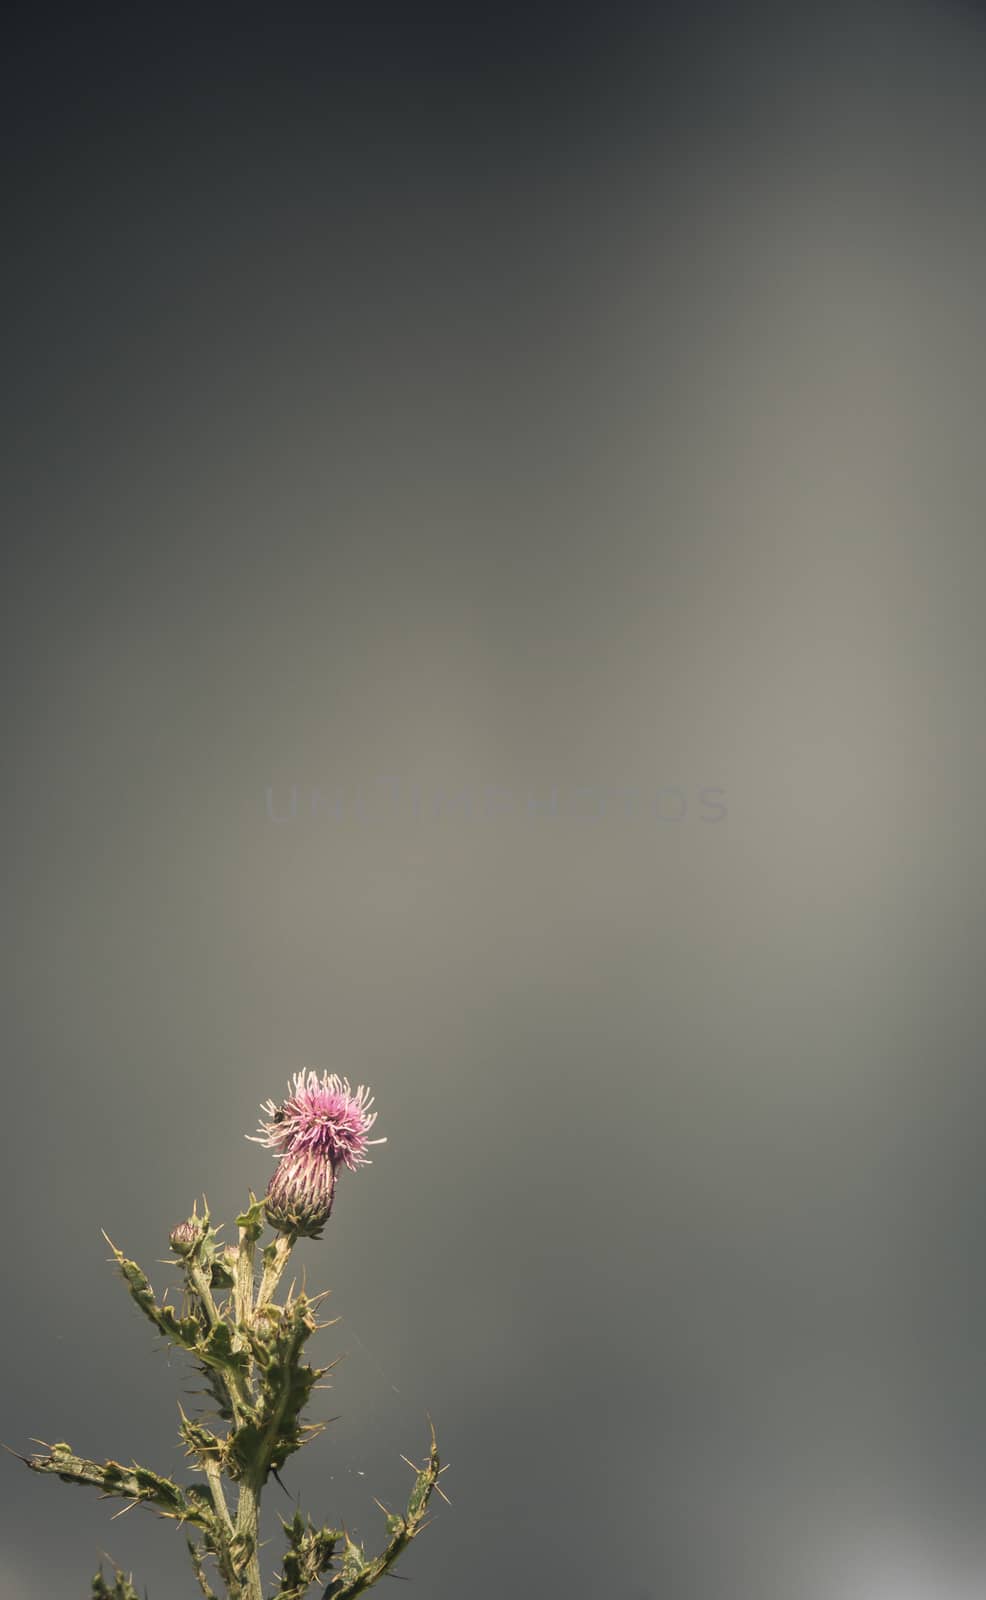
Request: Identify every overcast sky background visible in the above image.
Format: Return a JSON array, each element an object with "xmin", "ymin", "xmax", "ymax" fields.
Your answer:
[{"xmin": 4, "ymin": 4, "xmax": 986, "ymax": 1598}]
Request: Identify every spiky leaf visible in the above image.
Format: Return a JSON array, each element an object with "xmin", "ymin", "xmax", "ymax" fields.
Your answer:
[
  {"xmin": 322, "ymin": 1423, "xmax": 442, "ymax": 1599},
  {"xmin": 26, "ymin": 1442, "xmax": 213, "ymax": 1529},
  {"xmin": 91, "ymin": 1565, "xmax": 142, "ymax": 1600}
]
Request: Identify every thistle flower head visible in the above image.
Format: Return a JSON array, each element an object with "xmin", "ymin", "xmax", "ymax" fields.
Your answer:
[
  {"xmin": 249, "ymin": 1071, "xmax": 385, "ymax": 1171},
  {"xmin": 169, "ymin": 1220, "xmax": 199, "ymax": 1256},
  {"xmin": 265, "ymin": 1149, "xmax": 337, "ymax": 1238}
]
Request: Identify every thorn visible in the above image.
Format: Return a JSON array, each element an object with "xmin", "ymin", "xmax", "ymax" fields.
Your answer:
[
  {"xmin": 433, "ymin": 1482, "xmax": 453, "ymax": 1507},
  {"xmin": 110, "ymin": 1498, "xmax": 140, "ymax": 1520}
]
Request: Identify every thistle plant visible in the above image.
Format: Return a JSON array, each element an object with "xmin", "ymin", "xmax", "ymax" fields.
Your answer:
[{"xmin": 20, "ymin": 1074, "xmax": 445, "ymax": 1600}]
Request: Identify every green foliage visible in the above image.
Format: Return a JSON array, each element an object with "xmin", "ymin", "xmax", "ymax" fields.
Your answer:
[
  {"xmin": 235, "ymin": 1196, "xmax": 268, "ymax": 1244},
  {"xmin": 26, "ymin": 1441, "xmax": 212, "ymax": 1527},
  {"xmin": 91, "ymin": 1564, "xmax": 143, "ymax": 1600},
  {"xmin": 275, "ymin": 1509, "xmax": 344, "ymax": 1600},
  {"xmin": 321, "ymin": 1423, "xmax": 443, "ymax": 1600},
  {"xmin": 23, "ymin": 1199, "xmax": 444, "ymax": 1600}
]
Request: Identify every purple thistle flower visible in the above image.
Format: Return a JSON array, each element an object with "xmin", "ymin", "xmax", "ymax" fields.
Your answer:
[
  {"xmin": 249, "ymin": 1071, "xmax": 385, "ymax": 1173},
  {"xmin": 264, "ymin": 1149, "xmax": 338, "ymax": 1237}
]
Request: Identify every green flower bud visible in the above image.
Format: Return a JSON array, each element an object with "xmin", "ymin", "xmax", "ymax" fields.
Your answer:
[
  {"xmin": 169, "ymin": 1220, "xmax": 199, "ymax": 1256},
  {"xmin": 264, "ymin": 1152, "xmax": 337, "ymax": 1239}
]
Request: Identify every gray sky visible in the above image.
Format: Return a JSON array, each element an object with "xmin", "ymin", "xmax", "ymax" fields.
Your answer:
[{"xmin": 4, "ymin": 5, "xmax": 986, "ymax": 1597}]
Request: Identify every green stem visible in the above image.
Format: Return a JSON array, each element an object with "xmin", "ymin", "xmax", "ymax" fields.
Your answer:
[
  {"xmin": 256, "ymin": 1232, "xmax": 295, "ymax": 1310},
  {"xmin": 201, "ymin": 1454, "xmax": 245, "ymax": 1598},
  {"xmin": 234, "ymin": 1224, "xmax": 258, "ymax": 1349},
  {"xmin": 187, "ymin": 1260, "xmax": 249, "ymax": 1426},
  {"xmin": 203, "ymin": 1458, "xmax": 234, "ymax": 1538},
  {"xmin": 234, "ymin": 1229, "xmax": 299, "ymax": 1598},
  {"xmin": 188, "ymin": 1262, "xmax": 222, "ymax": 1329},
  {"xmin": 236, "ymin": 1478, "xmax": 264, "ymax": 1600}
]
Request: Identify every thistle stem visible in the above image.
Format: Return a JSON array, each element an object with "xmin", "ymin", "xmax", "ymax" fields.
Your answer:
[
  {"xmin": 234, "ymin": 1229, "xmax": 296, "ymax": 1598},
  {"xmin": 235, "ymin": 1478, "xmax": 264, "ymax": 1600},
  {"xmin": 187, "ymin": 1260, "xmax": 248, "ymax": 1427},
  {"xmin": 188, "ymin": 1262, "xmax": 221, "ymax": 1328},
  {"xmin": 234, "ymin": 1225, "xmax": 257, "ymax": 1341},
  {"xmin": 203, "ymin": 1457, "xmax": 234, "ymax": 1538},
  {"xmin": 256, "ymin": 1231, "xmax": 295, "ymax": 1310}
]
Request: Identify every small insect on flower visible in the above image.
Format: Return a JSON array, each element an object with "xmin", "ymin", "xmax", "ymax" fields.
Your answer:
[{"xmin": 249, "ymin": 1070, "xmax": 386, "ymax": 1172}]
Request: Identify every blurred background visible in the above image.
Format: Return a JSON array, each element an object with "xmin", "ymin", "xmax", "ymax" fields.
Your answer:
[{"xmin": 3, "ymin": 4, "xmax": 986, "ymax": 1597}]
